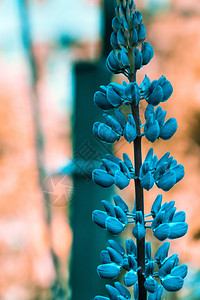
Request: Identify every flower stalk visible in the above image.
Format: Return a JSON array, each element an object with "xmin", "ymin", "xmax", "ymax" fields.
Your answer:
[{"xmin": 91, "ymin": 1, "xmax": 188, "ymax": 299}]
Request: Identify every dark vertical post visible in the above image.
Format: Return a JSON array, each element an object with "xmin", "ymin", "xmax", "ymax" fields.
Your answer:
[{"xmin": 69, "ymin": 1, "xmax": 115, "ymax": 299}]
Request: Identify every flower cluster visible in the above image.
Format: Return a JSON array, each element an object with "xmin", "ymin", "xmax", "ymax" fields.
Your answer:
[
  {"xmin": 150, "ymin": 194, "xmax": 188, "ymax": 241},
  {"xmin": 140, "ymin": 75, "xmax": 173, "ymax": 106},
  {"xmin": 106, "ymin": 0, "xmax": 154, "ymax": 77},
  {"xmin": 143, "ymin": 105, "xmax": 177, "ymax": 143},
  {"xmin": 92, "ymin": 196, "xmax": 128, "ymax": 235},
  {"xmin": 93, "ymin": 109, "xmax": 137, "ymax": 144},
  {"xmin": 92, "ymin": 153, "xmax": 135, "ymax": 190},
  {"xmin": 140, "ymin": 148, "xmax": 185, "ymax": 191},
  {"xmin": 94, "ymin": 81, "xmax": 140, "ymax": 111},
  {"xmin": 95, "ymin": 239, "xmax": 188, "ymax": 299}
]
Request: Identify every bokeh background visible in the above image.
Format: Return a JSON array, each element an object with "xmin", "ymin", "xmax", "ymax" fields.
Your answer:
[{"xmin": 0, "ymin": 0, "xmax": 200, "ymax": 299}]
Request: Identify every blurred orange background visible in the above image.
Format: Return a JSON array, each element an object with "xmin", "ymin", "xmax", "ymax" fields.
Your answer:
[{"xmin": 0, "ymin": 0, "xmax": 200, "ymax": 299}]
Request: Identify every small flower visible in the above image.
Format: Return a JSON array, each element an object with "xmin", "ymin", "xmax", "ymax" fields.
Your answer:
[
  {"xmin": 140, "ymin": 75, "xmax": 173, "ymax": 106},
  {"xmin": 158, "ymin": 254, "xmax": 188, "ymax": 292},
  {"xmin": 92, "ymin": 198, "xmax": 128, "ymax": 235},
  {"xmin": 144, "ymin": 104, "xmax": 178, "ymax": 142},
  {"xmin": 92, "ymin": 153, "xmax": 135, "ymax": 189},
  {"xmin": 140, "ymin": 148, "xmax": 185, "ymax": 191},
  {"xmin": 93, "ymin": 110, "xmax": 137, "ymax": 144},
  {"xmin": 150, "ymin": 194, "xmax": 188, "ymax": 241}
]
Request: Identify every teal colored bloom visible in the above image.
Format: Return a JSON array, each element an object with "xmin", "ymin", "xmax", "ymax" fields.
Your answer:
[
  {"xmin": 140, "ymin": 148, "xmax": 185, "ymax": 191},
  {"xmin": 92, "ymin": 153, "xmax": 135, "ymax": 189}
]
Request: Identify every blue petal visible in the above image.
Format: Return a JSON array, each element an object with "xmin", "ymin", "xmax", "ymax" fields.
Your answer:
[
  {"xmin": 126, "ymin": 239, "xmax": 137, "ymax": 255},
  {"xmin": 155, "ymin": 242, "xmax": 170, "ymax": 264},
  {"xmin": 148, "ymin": 285, "xmax": 163, "ymax": 300},
  {"xmin": 101, "ymin": 200, "xmax": 116, "ymax": 217},
  {"xmin": 97, "ymin": 263, "xmax": 121, "ymax": 279},
  {"xmin": 145, "ymin": 261, "xmax": 155, "ymax": 277},
  {"xmin": 106, "ymin": 51, "xmax": 122, "ymax": 74},
  {"xmin": 108, "ymin": 239, "xmax": 125, "ymax": 255},
  {"xmin": 114, "ymin": 206, "xmax": 128, "ymax": 224},
  {"xmin": 153, "ymin": 223, "xmax": 170, "ymax": 241},
  {"xmin": 156, "ymin": 170, "xmax": 176, "ymax": 191},
  {"xmin": 103, "ymin": 114, "xmax": 123, "ymax": 134},
  {"xmin": 145, "ymin": 104, "xmax": 154, "ymax": 120},
  {"xmin": 113, "ymin": 195, "xmax": 129, "ymax": 213},
  {"xmin": 172, "ymin": 164, "xmax": 185, "ymax": 183},
  {"xmin": 112, "ymin": 17, "xmax": 121, "ymax": 31},
  {"xmin": 131, "ymin": 27, "xmax": 138, "ymax": 44},
  {"xmin": 140, "ymin": 75, "xmax": 151, "ymax": 95},
  {"xmin": 106, "ymin": 216, "xmax": 125, "ymax": 235},
  {"xmin": 140, "ymin": 171, "xmax": 154, "ymax": 191},
  {"xmin": 132, "ymin": 222, "xmax": 146, "ymax": 241},
  {"xmin": 123, "ymin": 122, "xmax": 137, "ymax": 143},
  {"xmin": 141, "ymin": 42, "xmax": 154, "ymax": 65},
  {"xmin": 155, "ymin": 106, "xmax": 167, "ymax": 127},
  {"xmin": 114, "ymin": 170, "xmax": 130, "ymax": 189},
  {"xmin": 102, "ymin": 158, "xmax": 120, "ymax": 175},
  {"xmin": 134, "ymin": 48, "xmax": 142, "ymax": 69},
  {"xmin": 138, "ymin": 23, "xmax": 146, "ymax": 41},
  {"xmin": 159, "ymin": 254, "xmax": 179, "ymax": 278},
  {"xmin": 172, "ymin": 211, "xmax": 186, "ymax": 223},
  {"xmin": 168, "ymin": 222, "xmax": 188, "ymax": 239},
  {"xmin": 106, "ymin": 284, "xmax": 121, "ymax": 300},
  {"xmin": 125, "ymin": 82, "xmax": 140, "ymax": 106},
  {"xmin": 94, "ymin": 296, "xmax": 109, "ymax": 300},
  {"xmin": 151, "ymin": 194, "xmax": 163, "ymax": 218},
  {"xmin": 114, "ymin": 282, "xmax": 131, "ymax": 299},
  {"xmin": 100, "ymin": 250, "xmax": 112, "ymax": 264},
  {"xmin": 132, "ymin": 11, "xmax": 142, "ymax": 27},
  {"xmin": 94, "ymin": 91, "xmax": 113, "ymax": 110},
  {"xmin": 110, "ymin": 31, "xmax": 120, "ymax": 49},
  {"xmin": 123, "ymin": 153, "xmax": 134, "ymax": 170},
  {"xmin": 92, "ymin": 210, "xmax": 107, "ymax": 228},
  {"xmin": 145, "ymin": 120, "xmax": 160, "ymax": 143},
  {"xmin": 171, "ymin": 264, "xmax": 188, "ymax": 279},
  {"xmin": 160, "ymin": 117, "xmax": 178, "ymax": 140},
  {"xmin": 145, "ymin": 242, "xmax": 152, "ymax": 261},
  {"xmin": 161, "ymin": 275, "xmax": 183, "ymax": 292},
  {"xmin": 115, "ymin": 109, "xmax": 127, "ymax": 128},
  {"xmin": 117, "ymin": 28, "xmax": 127, "ymax": 47},
  {"xmin": 123, "ymin": 270, "xmax": 138, "ymax": 287},
  {"xmin": 93, "ymin": 122, "xmax": 101, "ymax": 136},
  {"xmin": 144, "ymin": 276, "xmax": 158, "ymax": 293},
  {"xmin": 151, "ymin": 211, "xmax": 165, "ymax": 229},
  {"xmin": 121, "ymin": 47, "xmax": 130, "ymax": 67},
  {"xmin": 147, "ymin": 86, "xmax": 163, "ymax": 106},
  {"xmin": 92, "ymin": 169, "xmax": 114, "ymax": 187},
  {"xmin": 107, "ymin": 85, "xmax": 123, "ymax": 107},
  {"xmin": 160, "ymin": 77, "xmax": 173, "ymax": 102},
  {"xmin": 107, "ymin": 247, "xmax": 124, "ymax": 266}
]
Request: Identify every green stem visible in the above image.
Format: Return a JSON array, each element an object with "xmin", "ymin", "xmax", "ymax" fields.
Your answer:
[{"xmin": 129, "ymin": 71, "xmax": 146, "ymax": 300}]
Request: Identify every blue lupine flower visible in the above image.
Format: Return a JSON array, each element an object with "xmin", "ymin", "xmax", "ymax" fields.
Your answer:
[
  {"xmin": 144, "ymin": 104, "xmax": 178, "ymax": 142},
  {"xmin": 96, "ymin": 238, "xmax": 138, "ymax": 282},
  {"xmin": 148, "ymin": 285, "xmax": 163, "ymax": 300},
  {"xmin": 158, "ymin": 254, "xmax": 188, "ymax": 291},
  {"xmin": 94, "ymin": 82, "xmax": 142, "ymax": 111},
  {"xmin": 92, "ymin": 0, "xmax": 188, "ymax": 298},
  {"xmin": 95, "ymin": 282, "xmax": 131, "ymax": 300},
  {"xmin": 140, "ymin": 148, "xmax": 185, "ymax": 191},
  {"xmin": 92, "ymin": 198, "xmax": 128, "ymax": 235},
  {"xmin": 150, "ymin": 194, "xmax": 188, "ymax": 241},
  {"xmin": 92, "ymin": 153, "xmax": 135, "ymax": 189},
  {"xmin": 93, "ymin": 110, "xmax": 137, "ymax": 144},
  {"xmin": 132, "ymin": 211, "xmax": 146, "ymax": 241},
  {"xmin": 140, "ymin": 75, "xmax": 173, "ymax": 106}
]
